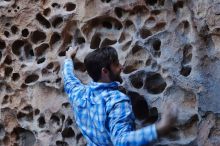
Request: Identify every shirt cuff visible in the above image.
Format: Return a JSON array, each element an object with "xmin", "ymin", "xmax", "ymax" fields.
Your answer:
[
  {"xmin": 65, "ymin": 58, "xmax": 73, "ymax": 64},
  {"xmin": 151, "ymin": 124, "xmax": 158, "ymax": 140}
]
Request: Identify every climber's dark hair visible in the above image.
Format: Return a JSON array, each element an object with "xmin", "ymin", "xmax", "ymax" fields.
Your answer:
[{"xmin": 84, "ymin": 46, "xmax": 118, "ymax": 81}]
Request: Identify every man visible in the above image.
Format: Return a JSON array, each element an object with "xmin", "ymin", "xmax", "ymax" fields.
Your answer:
[{"xmin": 62, "ymin": 46, "xmax": 177, "ymax": 146}]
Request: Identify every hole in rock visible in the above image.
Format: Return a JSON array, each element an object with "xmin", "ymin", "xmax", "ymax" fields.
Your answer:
[
  {"xmin": 11, "ymin": 25, "xmax": 19, "ymax": 34},
  {"xmin": 0, "ymin": 39, "xmax": 6, "ymax": 50},
  {"xmin": 154, "ymin": 22, "xmax": 166, "ymax": 31},
  {"xmin": 177, "ymin": 20, "xmax": 190, "ymax": 35},
  {"xmin": 50, "ymin": 32, "xmax": 61, "ymax": 46},
  {"xmin": 5, "ymin": 23, "xmax": 10, "ymax": 27},
  {"xmin": 62, "ymin": 102, "xmax": 71, "ymax": 108},
  {"xmin": 43, "ymin": 8, "xmax": 51, "ymax": 16},
  {"xmin": 173, "ymin": 1, "xmax": 184, "ymax": 13},
  {"xmin": 12, "ymin": 73, "xmax": 20, "ymax": 81},
  {"xmin": 4, "ymin": 31, "xmax": 10, "ymax": 38},
  {"xmin": 38, "ymin": 116, "xmax": 46, "ymax": 128},
  {"xmin": 152, "ymin": 39, "xmax": 161, "ymax": 51},
  {"xmin": 145, "ymin": 0, "xmax": 157, "ymax": 5},
  {"xmin": 65, "ymin": 2, "xmax": 76, "ymax": 11},
  {"xmin": 61, "ymin": 114, "xmax": 65, "ymax": 122},
  {"xmin": 50, "ymin": 114, "xmax": 60, "ymax": 125},
  {"xmin": 25, "ymin": 74, "xmax": 39, "ymax": 84},
  {"xmin": 121, "ymin": 40, "xmax": 132, "ymax": 51},
  {"xmin": 115, "ymin": 22, "xmax": 123, "ymax": 30},
  {"xmin": 145, "ymin": 17, "xmax": 156, "ymax": 28},
  {"xmin": 56, "ymin": 78, "xmax": 61, "ymax": 83},
  {"xmin": 37, "ymin": 57, "xmax": 46, "ymax": 64},
  {"xmin": 12, "ymin": 127, "xmax": 36, "ymax": 146},
  {"xmin": 129, "ymin": 72, "xmax": 144, "ymax": 89},
  {"xmin": 0, "ymin": 123, "xmax": 5, "ymax": 139},
  {"xmin": 132, "ymin": 45, "xmax": 143, "ymax": 55},
  {"xmin": 115, "ymin": 7, "xmax": 123, "ymax": 18},
  {"xmin": 36, "ymin": 13, "xmax": 51, "ymax": 28},
  {"xmin": 52, "ymin": 3, "xmax": 60, "ymax": 8},
  {"xmin": 12, "ymin": 4, "xmax": 16, "ymax": 8},
  {"xmin": 6, "ymin": 84, "xmax": 13, "ymax": 93},
  {"xmin": 131, "ymin": 5, "xmax": 149, "ymax": 15},
  {"xmin": 53, "ymin": 64, "xmax": 60, "ymax": 74},
  {"xmin": 90, "ymin": 33, "xmax": 101, "ymax": 49},
  {"xmin": 4, "ymin": 55, "xmax": 12, "ymax": 65},
  {"xmin": 180, "ymin": 66, "xmax": 191, "ymax": 76},
  {"xmin": 145, "ymin": 73, "xmax": 167, "ymax": 94},
  {"xmin": 101, "ymin": 0, "xmax": 111, "ymax": 3},
  {"xmin": 118, "ymin": 33, "xmax": 126, "ymax": 43},
  {"xmin": 35, "ymin": 109, "xmax": 40, "ymax": 115},
  {"xmin": 140, "ymin": 28, "xmax": 152, "ymax": 39},
  {"xmin": 22, "ymin": 105, "xmax": 33, "ymax": 113},
  {"xmin": 62, "ymin": 127, "xmax": 75, "ymax": 138},
  {"xmin": 151, "ymin": 10, "xmax": 161, "ymax": 15},
  {"xmin": 22, "ymin": 29, "xmax": 29, "ymax": 37},
  {"xmin": 12, "ymin": 40, "xmax": 24, "ymax": 55},
  {"xmin": 58, "ymin": 51, "xmax": 66, "ymax": 56},
  {"xmin": 102, "ymin": 21, "xmax": 112, "ymax": 29},
  {"xmin": 127, "ymin": 91, "xmax": 149, "ymax": 120},
  {"xmin": 183, "ymin": 20, "xmax": 189, "ymax": 29},
  {"xmin": 31, "ymin": 30, "xmax": 46, "ymax": 44},
  {"xmin": 46, "ymin": 62, "xmax": 54, "ymax": 69},
  {"xmin": 123, "ymin": 65, "xmax": 137, "ymax": 74},
  {"xmin": 5, "ymin": 1, "xmax": 11, "ymax": 5},
  {"xmin": 158, "ymin": 0, "xmax": 165, "ymax": 6},
  {"xmin": 21, "ymin": 83, "xmax": 28, "ymax": 89},
  {"xmin": 2, "ymin": 95, "xmax": 9, "ymax": 105},
  {"xmin": 24, "ymin": 43, "xmax": 34, "ymax": 58},
  {"xmin": 35, "ymin": 43, "xmax": 49, "ymax": 57},
  {"xmin": 65, "ymin": 117, "xmax": 73, "ymax": 126},
  {"xmin": 52, "ymin": 16, "xmax": 63, "ymax": 28},
  {"xmin": 17, "ymin": 112, "xmax": 33, "ymax": 121},
  {"xmin": 182, "ymin": 44, "xmax": 192, "ymax": 64},
  {"xmin": 5, "ymin": 67, "xmax": 13, "ymax": 77},
  {"xmin": 145, "ymin": 58, "xmax": 151, "ymax": 66},
  {"xmin": 100, "ymin": 38, "xmax": 117, "ymax": 48},
  {"xmin": 153, "ymin": 51, "xmax": 161, "ymax": 57},
  {"xmin": 56, "ymin": 141, "xmax": 68, "ymax": 146},
  {"xmin": 145, "ymin": 107, "xmax": 159, "ymax": 123},
  {"xmin": 76, "ymin": 133, "xmax": 83, "ymax": 142},
  {"xmin": 125, "ymin": 20, "xmax": 133, "ymax": 28},
  {"xmin": 76, "ymin": 37, "xmax": 85, "ymax": 45},
  {"xmin": 41, "ymin": 68, "xmax": 49, "ymax": 75}
]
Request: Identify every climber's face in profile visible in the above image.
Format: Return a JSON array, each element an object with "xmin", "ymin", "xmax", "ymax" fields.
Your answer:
[
  {"xmin": 108, "ymin": 59, "xmax": 123, "ymax": 83},
  {"xmin": 84, "ymin": 46, "xmax": 123, "ymax": 83}
]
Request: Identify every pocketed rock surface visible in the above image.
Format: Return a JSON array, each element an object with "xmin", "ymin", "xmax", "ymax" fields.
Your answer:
[{"xmin": 0, "ymin": 0, "xmax": 220, "ymax": 145}]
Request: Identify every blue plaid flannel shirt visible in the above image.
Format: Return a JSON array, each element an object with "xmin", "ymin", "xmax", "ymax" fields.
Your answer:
[{"xmin": 63, "ymin": 58, "xmax": 158, "ymax": 146}]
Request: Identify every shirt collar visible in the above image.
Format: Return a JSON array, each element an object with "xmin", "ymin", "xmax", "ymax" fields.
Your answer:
[
  {"xmin": 74, "ymin": 81, "xmax": 120, "ymax": 107},
  {"xmin": 89, "ymin": 81, "xmax": 120, "ymax": 90}
]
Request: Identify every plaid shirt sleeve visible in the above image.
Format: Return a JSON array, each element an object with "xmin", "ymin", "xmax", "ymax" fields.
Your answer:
[
  {"xmin": 106, "ymin": 92, "xmax": 158, "ymax": 146},
  {"xmin": 62, "ymin": 58, "xmax": 83, "ymax": 96}
]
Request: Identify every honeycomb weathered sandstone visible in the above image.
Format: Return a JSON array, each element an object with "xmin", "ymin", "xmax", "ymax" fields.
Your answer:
[{"xmin": 0, "ymin": 0, "xmax": 220, "ymax": 145}]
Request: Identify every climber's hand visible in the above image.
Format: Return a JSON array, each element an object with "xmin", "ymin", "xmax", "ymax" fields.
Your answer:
[
  {"xmin": 156, "ymin": 102, "xmax": 178, "ymax": 137},
  {"xmin": 66, "ymin": 46, "xmax": 78, "ymax": 59}
]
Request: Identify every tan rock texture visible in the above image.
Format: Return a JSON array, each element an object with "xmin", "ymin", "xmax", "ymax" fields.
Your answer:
[{"xmin": 0, "ymin": 0, "xmax": 220, "ymax": 145}]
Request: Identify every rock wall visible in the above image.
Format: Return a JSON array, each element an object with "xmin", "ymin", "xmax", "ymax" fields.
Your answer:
[{"xmin": 0, "ymin": 0, "xmax": 220, "ymax": 145}]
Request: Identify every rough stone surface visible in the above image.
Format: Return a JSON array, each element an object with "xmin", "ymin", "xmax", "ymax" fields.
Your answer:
[{"xmin": 0, "ymin": 0, "xmax": 220, "ymax": 145}]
